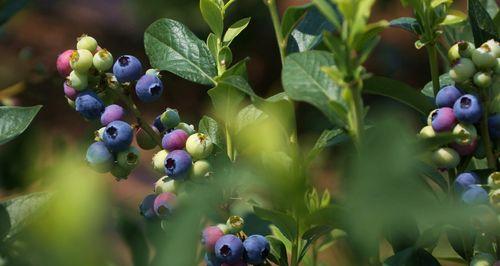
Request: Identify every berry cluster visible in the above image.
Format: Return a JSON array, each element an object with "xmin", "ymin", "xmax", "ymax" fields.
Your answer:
[
  {"xmin": 453, "ymin": 171, "xmax": 500, "ymax": 206},
  {"xmin": 419, "ymin": 39, "xmax": 500, "ymax": 169},
  {"xmin": 202, "ymin": 216, "xmax": 270, "ymax": 266}
]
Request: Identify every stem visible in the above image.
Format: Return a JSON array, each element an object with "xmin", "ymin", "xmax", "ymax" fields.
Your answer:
[
  {"xmin": 265, "ymin": 0, "xmax": 286, "ymax": 65},
  {"xmin": 346, "ymin": 82, "xmax": 364, "ymax": 150},
  {"xmin": 225, "ymin": 123, "xmax": 235, "ymax": 161},
  {"xmin": 427, "ymin": 44, "xmax": 441, "ymax": 97},
  {"xmin": 479, "ymin": 96, "xmax": 497, "ymax": 169},
  {"xmin": 290, "ymin": 216, "xmax": 300, "ymax": 266}
]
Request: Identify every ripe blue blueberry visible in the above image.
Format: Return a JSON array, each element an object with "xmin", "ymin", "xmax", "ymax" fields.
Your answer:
[
  {"xmin": 139, "ymin": 194, "xmax": 157, "ymax": 220},
  {"xmin": 202, "ymin": 226, "xmax": 225, "ymax": 251},
  {"xmin": 103, "ymin": 120, "xmax": 133, "ymax": 152},
  {"xmin": 453, "ymin": 172, "xmax": 479, "ymax": 195},
  {"xmin": 135, "ymin": 74, "xmax": 164, "ymax": 102},
  {"xmin": 160, "ymin": 108, "xmax": 180, "ymax": 129},
  {"xmin": 153, "ymin": 115, "xmax": 166, "ymax": 133},
  {"xmin": 215, "ymin": 234, "xmax": 244, "ymax": 263},
  {"xmin": 113, "ymin": 55, "xmax": 142, "ymax": 83},
  {"xmin": 453, "ymin": 94, "xmax": 482, "ymax": 124},
  {"xmin": 488, "ymin": 114, "xmax": 500, "ymax": 139},
  {"xmin": 243, "ymin": 235, "xmax": 270, "ymax": 265},
  {"xmin": 461, "ymin": 186, "xmax": 489, "ymax": 205},
  {"xmin": 100, "ymin": 104, "xmax": 125, "ymax": 126},
  {"xmin": 164, "ymin": 150, "xmax": 192, "ymax": 179},
  {"xmin": 85, "ymin": 142, "xmax": 113, "ymax": 173},
  {"xmin": 162, "ymin": 129, "xmax": 188, "ymax": 151},
  {"xmin": 435, "ymin": 85, "xmax": 462, "ymax": 108},
  {"xmin": 75, "ymin": 91, "xmax": 105, "ymax": 120},
  {"xmin": 429, "ymin": 107, "xmax": 457, "ymax": 132},
  {"xmin": 153, "ymin": 192, "xmax": 177, "ymax": 218}
]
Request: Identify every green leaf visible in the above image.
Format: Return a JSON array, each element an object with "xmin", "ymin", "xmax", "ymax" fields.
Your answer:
[
  {"xmin": 266, "ymin": 236, "xmax": 289, "ymax": 266},
  {"xmin": 0, "ymin": 0, "xmax": 29, "ymax": 26},
  {"xmin": 422, "ymin": 73, "xmax": 454, "ymax": 98},
  {"xmin": 254, "ymin": 206, "xmax": 297, "ymax": 241},
  {"xmin": 287, "ymin": 6, "xmax": 336, "ymax": 54},
  {"xmin": 282, "ymin": 51, "xmax": 347, "ymax": 126},
  {"xmin": 206, "ymin": 33, "xmax": 218, "ymax": 59},
  {"xmin": 307, "ymin": 128, "xmax": 347, "ymax": 162},
  {"xmin": 144, "ymin": 19, "xmax": 217, "ymax": 86},
  {"xmin": 219, "ymin": 75, "xmax": 260, "ymax": 101},
  {"xmin": 298, "ymin": 225, "xmax": 334, "ymax": 262},
  {"xmin": 363, "ymin": 76, "xmax": 434, "ymax": 115},
  {"xmin": 199, "ymin": 115, "xmax": 225, "ymax": 149},
  {"xmin": 446, "ymin": 226, "xmax": 475, "ymax": 261},
  {"xmin": 468, "ymin": 0, "xmax": 499, "ymax": 47},
  {"xmin": 0, "ymin": 192, "xmax": 51, "ymax": 240},
  {"xmin": 199, "ymin": 0, "xmax": 224, "ymax": 37},
  {"xmin": 383, "ymin": 247, "xmax": 440, "ymax": 266},
  {"xmin": 440, "ymin": 10, "xmax": 467, "ymax": 26},
  {"xmin": 220, "ymin": 58, "xmax": 249, "ymax": 80},
  {"xmin": 281, "ymin": 3, "xmax": 312, "ymax": 39},
  {"xmin": 416, "ymin": 225, "xmax": 442, "ymax": 250},
  {"xmin": 117, "ymin": 213, "xmax": 149, "ymax": 266},
  {"xmin": 417, "ymin": 132, "xmax": 466, "ymax": 151},
  {"xmin": 0, "ymin": 105, "xmax": 41, "ymax": 145},
  {"xmin": 416, "ymin": 162, "xmax": 448, "ymax": 192},
  {"xmin": 384, "ymin": 215, "xmax": 420, "ymax": 253},
  {"xmin": 312, "ymin": 0, "xmax": 341, "ymax": 29},
  {"xmin": 389, "ymin": 17, "xmax": 422, "ymax": 35},
  {"xmin": 236, "ymin": 104, "xmax": 268, "ymax": 133},
  {"xmin": 223, "ymin": 18, "xmax": 251, "ymax": 45}
]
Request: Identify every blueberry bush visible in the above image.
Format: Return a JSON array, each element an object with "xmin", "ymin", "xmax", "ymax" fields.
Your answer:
[{"xmin": 0, "ymin": 0, "xmax": 499, "ymax": 265}]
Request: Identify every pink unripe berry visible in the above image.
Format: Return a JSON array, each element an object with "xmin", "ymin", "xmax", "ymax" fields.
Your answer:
[{"xmin": 56, "ymin": 49, "xmax": 74, "ymax": 77}]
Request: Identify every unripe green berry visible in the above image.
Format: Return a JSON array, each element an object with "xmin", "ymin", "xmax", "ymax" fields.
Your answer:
[
  {"xmin": 419, "ymin": 125, "xmax": 436, "ymax": 138},
  {"xmin": 216, "ymin": 223, "xmax": 231, "ymax": 234},
  {"xmin": 484, "ymin": 39, "xmax": 500, "ymax": 58},
  {"xmin": 470, "ymin": 253, "xmax": 495, "ymax": 266},
  {"xmin": 473, "ymin": 71, "xmax": 492, "ymax": 88},
  {"xmin": 431, "ymin": 147, "xmax": 460, "ymax": 169},
  {"xmin": 111, "ymin": 164, "xmax": 131, "ymax": 180},
  {"xmin": 69, "ymin": 49, "xmax": 93, "ymax": 73},
  {"xmin": 488, "ymin": 172, "xmax": 500, "ymax": 189},
  {"xmin": 448, "ymin": 41, "xmax": 475, "ymax": 61},
  {"xmin": 452, "ymin": 123, "xmax": 477, "ymax": 145},
  {"xmin": 93, "ymin": 49, "xmax": 113, "ymax": 72},
  {"xmin": 67, "ymin": 70, "xmax": 88, "ymax": 91},
  {"xmin": 191, "ymin": 160, "xmax": 211, "ymax": 180},
  {"xmin": 154, "ymin": 176, "xmax": 178, "ymax": 194},
  {"xmin": 427, "ymin": 109, "xmax": 438, "ymax": 126},
  {"xmin": 66, "ymin": 97, "xmax": 75, "ymax": 109},
  {"xmin": 471, "ymin": 45, "xmax": 497, "ymax": 69},
  {"xmin": 226, "ymin": 215, "xmax": 244, "ymax": 233},
  {"xmin": 160, "ymin": 108, "xmax": 180, "ymax": 129},
  {"xmin": 95, "ymin": 127, "xmax": 105, "ymax": 141},
  {"xmin": 175, "ymin": 122, "xmax": 196, "ymax": 135},
  {"xmin": 186, "ymin": 133, "xmax": 213, "ymax": 160},
  {"xmin": 152, "ymin": 150, "xmax": 169, "ymax": 173},
  {"xmin": 116, "ymin": 146, "xmax": 140, "ymax": 170},
  {"xmin": 146, "ymin": 68, "xmax": 161, "ymax": 77},
  {"xmin": 449, "ymin": 58, "xmax": 476, "ymax": 83},
  {"xmin": 76, "ymin": 35, "xmax": 98, "ymax": 53},
  {"xmin": 489, "ymin": 189, "xmax": 500, "ymax": 211}
]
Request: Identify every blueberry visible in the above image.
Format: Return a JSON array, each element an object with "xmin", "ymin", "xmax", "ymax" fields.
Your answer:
[
  {"xmin": 154, "ymin": 176, "xmax": 178, "ymax": 194},
  {"xmin": 70, "ymin": 49, "xmax": 93, "ymax": 73},
  {"xmin": 164, "ymin": 150, "xmax": 192, "ymax": 179},
  {"xmin": 202, "ymin": 226, "xmax": 225, "ymax": 251},
  {"xmin": 160, "ymin": 108, "xmax": 180, "ymax": 129},
  {"xmin": 215, "ymin": 234, "xmax": 244, "ymax": 263},
  {"xmin": 429, "ymin": 107, "xmax": 457, "ymax": 132},
  {"xmin": 162, "ymin": 129, "xmax": 188, "ymax": 151},
  {"xmin": 449, "ymin": 58, "xmax": 476, "ymax": 83},
  {"xmin": 435, "ymin": 85, "xmax": 462, "ymax": 108},
  {"xmin": 243, "ymin": 235, "xmax": 270, "ymax": 265},
  {"xmin": 453, "ymin": 94, "xmax": 482, "ymax": 124},
  {"xmin": 63, "ymin": 81, "xmax": 78, "ymax": 101},
  {"xmin": 153, "ymin": 192, "xmax": 177, "ymax": 218},
  {"xmin": 452, "ymin": 123, "xmax": 477, "ymax": 145},
  {"xmin": 431, "ymin": 147, "xmax": 460, "ymax": 169},
  {"xmin": 418, "ymin": 126, "xmax": 436, "ymax": 138},
  {"xmin": 85, "ymin": 142, "xmax": 113, "ymax": 173},
  {"xmin": 75, "ymin": 91, "xmax": 104, "ymax": 120},
  {"xmin": 93, "ymin": 49, "xmax": 113, "ymax": 72},
  {"xmin": 226, "ymin": 216, "xmax": 244, "ymax": 233},
  {"xmin": 450, "ymin": 139, "xmax": 477, "ymax": 156},
  {"xmin": 186, "ymin": 133, "xmax": 213, "ymax": 160},
  {"xmin": 461, "ymin": 186, "xmax": 489, "ymax": 205},
  {"xmin": 111, "ymin": 164, "xmax": 132, "ymax": 180},
  {"xmin": 67, "ymin": 70, "xmax": 88, "ymax": 91},
  {"xmin": 488, "ymin": 172, "xmax": 500, "ymax": 189},
  {"xmin": 136, "ymin": 126, "xmax": 159, "ymax": 150},
  {"xmin": 116, "ymin": 146, "xmax": 140, "ymax": 170},
  {"xmin": 100, "ymin": 104, "xmax": 125, "ymax": 126},
  {"xmin": 103, "ymin": 120, "xmax": 133, "ymax": 152},
  {"xmin": 56, "ymin": 49, "xmax": 74, "ymax": 77},
  {"xmin": 175, "ymin": 122, "xmax": 196, "ymax": 135},
  {"xmin": 191, "ymin": 160, "xmax": 211, "ymax": 180},
  {"xmin": 473, "ymin": 71, "xmax": 492, "ymax": 88},
  {"xmin": 485, "ymin": 39, "xmax": 500, "ymax": 58},
  {"xmin": 135, "ymin": 74, "xmax": 164, "ymax": 102},
  {"xmin": 453, "ymin": 172, "xmax": 479, "ymax": 195},
  {"xmin": 139, "ymin": 194, "xmax": 157, "ymax": 220},
  {"xmin": 488, "ymin": 114, "xmax": 500, "ymax": 139},
  {"xmin": 153, "ymin": 115, "xmax": 166, "ymax": 133},
  {"xmin": 152, "ymin": 150, "xmax": 169, "ymax": 173},
  {"xmin": 490, "ymin": 190, "xmax": 500, "ymax": 211},
  {"xmin": 448, "ymin": 41, "xmax": 474, "ymax": 61},
  {"xmin": 76, "ymin": 35, "xmax": 98, "ymax": 53},
  {"xmin": 471, "ymin": 45, "xmax": 497, "ymax": 69},
  {"xmin": 113, "ymin": 55, "xmax": 142, "ymax": 83}
]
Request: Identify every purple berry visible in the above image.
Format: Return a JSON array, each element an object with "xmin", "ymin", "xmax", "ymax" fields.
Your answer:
[
  {"xmin": 243, "ymin": 235, "xmax": 270, "ymax": 265},
  {"xmin": 202, "ymin": 226, "xmax": 225, "ymax": 251},
  {"xmin": 453, "ymin": 94, "xmax": 482, "ymax": 124},
  {"xmin": 153, "ymin": 192, "xmax": 177, "ymax": 218},
  {"xmin": 103, "ymin": 120, "xmax": 133, "ymax": 152},
  {"xmin": 139, "ymin": 194, "xmax": 157, "ymax": 220},
  {"xmin": 162, "ymin": 129, "xmax": 188, "ymax": 151},
  {"xmin": 450, "ymin": 139, "xmax": 477, "ymax": 156},
  {"xmin": 85, "ymin": 141, "xmax": 113, "ymax": 173},
  {"xmin": 75, "ymin": 91, "xmax": 105, "ymax": 120},
  {"xmin": 135, "ymin": 74, "xmax": 164, "ymax": 102},
  {"xmin": 56, "ymin": 49, "xmax": 74, "ymax": 77},
  {"xmin": 488, "ymin": 114, "xmax": 500, "ymax": 139},
  {"xmin": 461, "ymin": 186, "xmax": 488, "ymax": 205},
  {"xmin": 430, "ymin": 107, "xmax": 457, "ymax": 132},
  {"xmin": 454, "ymin": 172, "xmax": 479, "ymax": 195},
  {"xmin": 153, "ymin": 115, "xmax": 166, "ymax": 133},
  {"xmin": 164, "ymin": 150, "xmax": 192, "ymax": 179},
  {"xmin": 435, "ymin": 85, "xmax": 462, "ymax": 108},
  {"xmin": 113, "ymin": 55, "xmax": 142, "ymax": 83},
  {"xmin": 63, "ymin": 81, "xmax": 78, "ymax": 101},
  {"xmin": 215, "ymin": 234, "xmax": 244, "ymax": 264},
  {"xmin": 100, "ymin": 104, "xmax": 125, "ymax": 126}
]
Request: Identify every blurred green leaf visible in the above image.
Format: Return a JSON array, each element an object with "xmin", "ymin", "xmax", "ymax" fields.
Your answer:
[
  {"xmin": 266, "ymin": 236, "xmax": 289, "ymax": 266},
  {"xmin": 199, "ymin": 0, "xmax": 223, "ymax": 37},
  {"xmin": 223, "ymin": 18, "xmax": 251, "ymax": 45},
  {"xmin": 440, "ymin": 10, "xmax": 467, "ymax": 26},
  {"xmin": 117, "ymin": 214, "xmax": 149, "ymax": 266},
  {"xmin": 447, "ymin": 226, "xmax": 475, "ymax": 261},
  {"xmin": 383, "ymin": 247, "xmax": 440, "ymax": 266},
  {"xmin": 416, "ymin": 162, "xmax": 448, "ymax": 192},
  {"xmin": 390, "ymin": 17, "xmax": 422, "ymax": 35},
  {"xmin": 363, "ymin": 76, "xmax": 434, "ymax": 115},
  {"xmin": 468, "ymin": 0, "xmax": 498, "ymax": 47},
  {"xmin": 416, "ymin": 225, "xmax": 442, "ymax": 250},
  {"xmin": 144, "ymin": 19, "xmax": 217, "ymax": 85},
  {"xmin": 417, "ymin": 132, "xmax": 465, "ymax": 151},
  {"xmin": 298, "ymin": 225, "xmax": 334, "ymax": 262},
  {"xmin": 254, "ymin": 206, "xmax": 297, "ymax": 241},
  {"xmin": 281, "ymin": 3, "xmax": 312, "ymax": 39},
  {"xmin": 282, "ymin": 51, "xmax": 346, "ymax": 126},
  {"xmin": 207, "ymin": 82, "xmax": 245, "ymax": 121},
  {"xmin": 0, "ymin": 0, "xmax": 29, "ymax": 26},
  {"xmin": 0, "ymin": 105, "xmax": 41, "ymax": 145},
  {"xmin": 236, "ymin": 104, "xmax": 268, "ymax": 133},
  {"xmin": 384, "ymin": 215, "xmax": 420, "ymax": 253},
  {"xmin": 306, "ymin": 128, "xmax": 347, "ymax": 163},
  {"xmin": 199, "ymin": 115, "xmax": 225, "ymax": 149}
]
